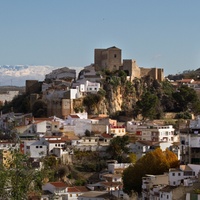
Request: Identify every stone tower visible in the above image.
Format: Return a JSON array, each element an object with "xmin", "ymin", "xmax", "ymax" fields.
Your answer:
[{"xmin": 94, "ymin": 46, "xmax": 122, "ymax": 71}]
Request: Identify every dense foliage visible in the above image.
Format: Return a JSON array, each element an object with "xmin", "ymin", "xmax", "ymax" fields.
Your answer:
[
  {"xmin": 1, "ymin": 73, "xmax": 200, "ymax": 120},
  {"xmin": 106, "ymin": 135, "xmax": 130, "ymax": 163},
  {"xmin": 122, "ymin": 148, "xmax": 179, "ymax": 194},
  {"xmin": 0, "ymin": 151, "xmax": 43, "ymax": 199}
]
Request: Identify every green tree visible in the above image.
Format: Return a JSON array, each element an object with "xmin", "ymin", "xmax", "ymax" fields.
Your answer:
[
  {"xmin": 83, "ymin": 93, "xmax": 102, "ymax": 114},
  {"xmin": 0, "ymin": 151, "xmax": 44, "ymax": 200},
  {"xmin": 106, "ymin": 136, "xmax": 130, "ymax": 163},
  {"xmin": 172, "ymin": 85, "xmax": 199, "ymax": 112},
  {"xmin": 135, "ymin": 91, "xmax": 159, "ymax": 120},
  {"xmin": 123, "ymin": 148, "xmax": 179, "ymax": 194},
  {"xmin": 32, "ymin": 100, "xmax": 47, "ymax": 117}
]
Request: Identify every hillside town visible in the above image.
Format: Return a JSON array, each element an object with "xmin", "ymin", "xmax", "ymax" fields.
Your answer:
[{"xmin": 1, "ymin": 46, "xmax": 200, "ymax": 200}]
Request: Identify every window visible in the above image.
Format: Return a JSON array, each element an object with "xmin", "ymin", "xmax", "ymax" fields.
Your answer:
[
  {"xmin": 167, "ymin": 195, "xmax": 169, "ymax": 199},
  {"xmin": 178, "ymin": 173, "xmax": 181, "ymax": 176},
  {"xmin": 40, "ymin": 146, "xmax": 42, "ymax": 148},
  {"xmin": 172, "ymin": 173, "xmax": 175, "ymax": 176},
  {"xmin": 70, "ymin": 194, "xmax": 72, "ymax": 197},
  {"xmin": 36, "ymin": 146, "xmax": 38, "ymax": 148},
  {"xmin": 54, "ymin": 125, "xmax": 57, "ymax": 128},
  {"xmin": 114, "ymin": 54, "xmax": 117, "ymax": 58}
]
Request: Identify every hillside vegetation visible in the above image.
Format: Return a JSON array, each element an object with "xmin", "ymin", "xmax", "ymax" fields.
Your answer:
[{"xmin": 1, "ymin": 69, "xmax": 200, "ymax": 120}]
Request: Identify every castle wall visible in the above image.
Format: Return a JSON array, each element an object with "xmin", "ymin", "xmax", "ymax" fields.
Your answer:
[
  {"xmin": 30, "ymin": 93, "xmax": 39, "ymax": 109},
  {"xmin": 140, "ymin": 67, "xmax": 164, "ymax": 82},
  {"xmin": 123, "ymin": 59, "xmax": 141, "ymax": 80},
  {"xmin": 62, "ymin": 99, "xmax": 73, "ymax": 119}
]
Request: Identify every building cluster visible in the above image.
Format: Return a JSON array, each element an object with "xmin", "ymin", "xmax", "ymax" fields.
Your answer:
[
  {"xmin": 24, "ymin": 46, "xmax": 164, "ymax": 119},
  {"xmin": 0, "ymin": 109, "xmax": 192, "ymax": 200},
  {"xmin": 2, "ymin": 47, "xmax": 200, "ymax": 199},
  {"xmin": 2, "ymin": 111, "xmax": 200, "ymax": 199}
]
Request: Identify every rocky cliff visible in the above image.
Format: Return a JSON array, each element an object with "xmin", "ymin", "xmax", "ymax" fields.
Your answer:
[{"xmin": 74, "ymin": 75, "xmax": 154, "ymax": 117}]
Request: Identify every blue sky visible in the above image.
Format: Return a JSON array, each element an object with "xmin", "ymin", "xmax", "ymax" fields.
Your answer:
[{"xmin": 0, "ymin": 0, "xmax": 200, "ymax": 76}]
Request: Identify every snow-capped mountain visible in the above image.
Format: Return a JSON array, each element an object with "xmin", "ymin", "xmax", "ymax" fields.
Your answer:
[{"xmin": 0, "ymin": 65, "xmax": 81, "ymax": 86}]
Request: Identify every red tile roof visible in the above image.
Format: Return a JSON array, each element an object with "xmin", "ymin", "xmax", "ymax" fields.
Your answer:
[
  {"xmin": 101, "ymin": 181, "xmax": 122, "ymax": 187},
  {"xmin": 101, "ymin": 133, "xmax": 113, "ymax": 139},
  {"xmin": 49, "ymin": 182, "xmax": 68, "ymax": 188},
  {"xmin": 75, "ymin": 186, "xmax": 90, "ymax": 192},
  {"xmin": 47, "ymin": 140, "xmax": 66, "ymax": 144},
  {"xmin": 67, "ymin": 186, "xmax": 90, "ymax": 193},
  {"xmin": 67, "ymin": 187, "xmax": 80, "ymax": 192},
  {"xmin": 69, "ymin": 115, "xmax": 80, "ymax": 118}
]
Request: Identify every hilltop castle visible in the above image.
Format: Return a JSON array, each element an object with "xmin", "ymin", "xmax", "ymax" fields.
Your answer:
[{"xmin": 94, "ymin": 46, "xmax": 164, "ymax": 82}]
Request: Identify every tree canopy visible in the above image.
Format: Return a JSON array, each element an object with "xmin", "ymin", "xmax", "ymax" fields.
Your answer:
[
  {"xmin": 135, "ymin": 91, "xmax": 160, "ymax": 120},
  {"xmin": 172, "ymin": 85, "xmax": 199, "ymax": 112},
  {"xmin": 106, "ymin": 135, "xmax": 130, "ymax": 163},
  {"xmin": 122, "ymin": 148, "xmax": 179, "ymax": 194},
  {"xmin": 0, "ymin": 151, "xmax": 44, "ymax": 199}
]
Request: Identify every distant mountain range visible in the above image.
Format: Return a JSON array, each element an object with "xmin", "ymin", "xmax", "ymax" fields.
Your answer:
[{"xmin": 0, "ymin": 65, "xmax": 81, "ymax": 86}]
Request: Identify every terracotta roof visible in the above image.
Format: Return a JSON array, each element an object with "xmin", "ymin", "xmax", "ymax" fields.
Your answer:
[
  {"xmin": 47, "ymin": 140, "xmax": 69, "ymax": 144},
  {"xmin": 75, "ymin": 186, "xmax": 90, "ymax": 192},
  {"xmin": 49, "ymin": 182, "xmax": 68, "ymax": 188},
  {"xmin": 67, "ymin": 187, "xmax": 80, "ymax": 192},
  {"xmin": 69, "ymin": 115, "xmax": 80, "ymax": 118},
  {"xmin": 66, "ymin": 186, "xmax": 90, "ymax": 193},
  {"xmin": 101, "ymin": 133, "xmax": 113, "ymax": 139}
]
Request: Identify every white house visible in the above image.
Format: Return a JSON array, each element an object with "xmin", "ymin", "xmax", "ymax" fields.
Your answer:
[
  {"xmin": 107, "ymin": 163, "xmax": 131, "ymax": 174},
  {"xmin": 168, "ymin": 165, "xmax": 197, "ymax": 186},
  {"xmin": 78, "ymin": 191, "xmax": 116, "ymax": 200},
  {"xmin": 0, "ymin": 141, "xmax": 19, "ymax": 151},
  {"xmin": 126, "ymin": 120, "xmax": 141, "ymax": 133},
  {"xmin": 135, "ymin": 124, "xmax": 178, "ymax": 143},
  {"xmin": 45, "ymin": 67, "xmax": 76, "ymax": 81},
  {"xmin": 142, "ymin": 174, "xmax": 169, "ymax": 200},
  {"xmin": 23, "ymin": 140, "xmax": 38, "ymax": 155},
  {"xmin": 42, "ymin": 182, "xmax": 68, "ymax": 199},
  {"xmin": 75, "ymin": 136, "xmax": 99, "ymax": 151},
  {"xmin": 42, "ymin": 182, "xmax": 90, "ymax": 200},
  {"xmin": 29, "ymin": 140, "xmax": 47, "ymax": 158},
  {"xmin": 159, "ymin": 186, "xmax": 175, "ymax": 200},
  {"xmin": 42, "ymin": 136, "xmax": 68, "ymax": 154}
]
